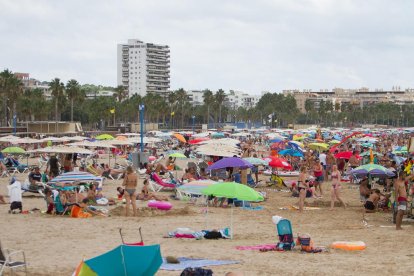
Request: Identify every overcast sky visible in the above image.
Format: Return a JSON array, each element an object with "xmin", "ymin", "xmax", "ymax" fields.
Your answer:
[{"xmin": 1, "ymin": 0, "xmax": 414, "ymax": 95}]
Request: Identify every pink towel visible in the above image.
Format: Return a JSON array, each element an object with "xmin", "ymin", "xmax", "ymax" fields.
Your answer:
[{"xmin": 235, "ymin": 244, "xmax": 277, "ymax": 250}]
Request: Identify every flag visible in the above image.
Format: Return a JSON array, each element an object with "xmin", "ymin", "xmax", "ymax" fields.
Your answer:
[
  {"xmin": 110, "ymin": 108, "xmax": 115, "ymax": 114},
  {"xmin": 171, "ymin": 111, "xmax": 175, "ymax": 116}
]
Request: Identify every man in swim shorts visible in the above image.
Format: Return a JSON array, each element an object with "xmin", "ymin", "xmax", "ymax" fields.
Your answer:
[
  {"xmin": 394, "ymin": 172, "xmax": 408, "ymax": 230},
  {"xmin": 363, "ymin": 189, "xmax": 381, "ymax": 213}
]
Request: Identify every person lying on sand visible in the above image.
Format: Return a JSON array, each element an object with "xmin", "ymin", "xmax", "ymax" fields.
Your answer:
[{"xmin": 363, "ymin": 189, "xmax": 381, "ymax": 213}]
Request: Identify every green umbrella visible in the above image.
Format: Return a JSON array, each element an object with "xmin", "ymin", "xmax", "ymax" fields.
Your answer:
[
  {"xmin": 169, "ymin": 152, "xmax": 187, "ymax": 158},
  {"xmin": 360, "ymin": 151, "xmax": 380, "ymax": 157},
  {"xmin": 243, "ymin": 157, "xmax": 268, "ymax": 166},
  {"xmin": 2, "ymin": 146, "xmax": 26, "ymax": 154},
  {"xmin": 202, "ymin": 181, "xmax": 263, "ymax": 201},
  {"xmin": 95, "ymin": 134, "xmax": 114, "ymax": 140},
  {"xmin": 202, "ymin": 182, "xmax": 264, "ymax": 239}
]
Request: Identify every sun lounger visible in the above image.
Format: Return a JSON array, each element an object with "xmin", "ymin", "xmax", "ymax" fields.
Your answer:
[{"xmin": 149, "ymin": 173, "xmax": 176, "ymax": 192}]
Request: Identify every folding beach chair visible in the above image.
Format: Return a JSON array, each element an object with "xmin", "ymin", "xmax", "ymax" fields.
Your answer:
[
  {"xmin": 119, "ymin": 227, "xmax": 144, "ymax": 246},
  {"xmin": 275, "ymin": 218, "xmax": 295, "ymax": 251},
  {"xmin": 0, "ymin": 240, "xmax": 28, "ymax": 275}
]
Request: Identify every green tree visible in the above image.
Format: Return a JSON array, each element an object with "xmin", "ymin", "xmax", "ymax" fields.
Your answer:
[
  {"xmin": 49, "ymin": 78, "xmax": 66, "ymax": 121},
  {"xmin": 214, "ymin": 89, "xmax": 226, "ymax": 126},
  {"xmin": 114, "ymin": 85, "xmax": 128, "ymax": 102},
  {"xmin": 66, "ymin": 79, "xmax": 83, "ymax": 122},
  {"xmin": 203, "ymin": 89, "xmax": 215, "ymax": 125},
  {"xmin": 0, "ymin": 69, "xmax": 23, "ymax": 126},
  {"xmin": 175, "ymin": 88, "xmax": 188, "ymax": 128}
]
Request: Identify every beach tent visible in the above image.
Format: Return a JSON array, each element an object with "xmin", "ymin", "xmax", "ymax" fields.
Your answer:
[{"xmin": 73, "ymin": 244, "xmax": 162, "ymax": 276}]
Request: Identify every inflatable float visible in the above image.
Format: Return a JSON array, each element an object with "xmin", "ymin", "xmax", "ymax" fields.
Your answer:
[
  {"xmin": 148, "ymin": 200, "xmax": 172, "ymax": 210},
  {"xmin": 331, "ymin": 241, "xmax": 366, "ymax": 251}
]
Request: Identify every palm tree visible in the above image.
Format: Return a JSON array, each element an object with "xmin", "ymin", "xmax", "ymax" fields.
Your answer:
[
  {"xmin": 114, "ymin": 85, "xmax": 128, "ymax": 102},
  {"xmin": 66, "ymin": 79, "xmax": 82, "ymax": 121},
  {"xmin": 203, "ymin": 89, "xmax": 214, "ymax": 126},
  {"xmin": 49, "ymin": 78, "xmax": 65, "ymax": 122},
  {"xmin": 168, "ymin": 91, "xmax": 177, "ymax": 128},
  {"xmin": 175, "ymin": 88, "xmax": 188, "ymax": 129},
  {"xmin": 214, "ymin": 89, "xmax": 226, "ymax": 126},
  {"xmin": 0, "ymin": 69, "xmax": 23, "ymax": 126}
]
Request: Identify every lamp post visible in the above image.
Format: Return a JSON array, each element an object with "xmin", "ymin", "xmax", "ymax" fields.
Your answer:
[
  {"xmin": 139, "ymin": 104, "xmax": 144, "ymax": 152},
  {"xmin": 13, "ymin": 114, "xmax": 16, "ymax": 135},
  {"xmin": 191, "ymin": 115, "xmax": 195, "ymax": 134}
]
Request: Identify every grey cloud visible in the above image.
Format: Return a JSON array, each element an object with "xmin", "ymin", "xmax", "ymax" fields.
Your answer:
[{"xmin": 1, "ymin": 0, "xmax": 414, "ymax": 93}]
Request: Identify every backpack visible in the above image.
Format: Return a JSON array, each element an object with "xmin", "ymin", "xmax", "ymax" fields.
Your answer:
[{"xmin": 180, "ymin": 267, "xmax": 213, "ymax": 276}]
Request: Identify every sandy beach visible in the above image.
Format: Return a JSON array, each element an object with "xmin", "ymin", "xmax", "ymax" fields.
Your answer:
[{"xmin": 1, "ymin": 157, "xmax": 414, "ymax": 276}]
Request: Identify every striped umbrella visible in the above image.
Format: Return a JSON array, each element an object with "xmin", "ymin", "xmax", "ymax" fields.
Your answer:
[{"xmin": 48, "ymin": 172, "xmax": 104, "ymax": 186}]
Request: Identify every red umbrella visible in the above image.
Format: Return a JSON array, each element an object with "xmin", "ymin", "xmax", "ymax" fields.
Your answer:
[
  {"xmin": 188, "ymin": 138, "xmax": 210, "ymax": 145},
  {"xmin": 334, "ymin": 151, "xmax": 361, "ymax": 160},
  {"xmin": 267, "ymin": 156, "xmax": 292, "ymax": 170}
]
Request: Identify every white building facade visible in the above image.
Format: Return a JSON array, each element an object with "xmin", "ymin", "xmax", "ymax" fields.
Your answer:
[{"xmin": 117, "ymin": 39, "xmax": 170, "ymax": 97}]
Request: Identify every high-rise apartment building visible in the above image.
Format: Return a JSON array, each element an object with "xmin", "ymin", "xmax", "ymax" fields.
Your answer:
[{"xmin": 117, "ymin": 39, "xmax": 170, "ymax": 97}]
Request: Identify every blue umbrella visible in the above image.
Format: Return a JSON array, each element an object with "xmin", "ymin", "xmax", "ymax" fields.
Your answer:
[
  {"xmin": 269, "ymin": 138, "xmax": 284, "ymax": 143},
  {"xmin": 278, "ymin": 149, "xmax": 303, "ymax": 157},
  {"xmin": 350, "ymin": 164, "xmax": 395, "ymax": 178},
  {"xmin": 207, "ymin": 157, "xmax": 253, "ymax": 170},
  {"xmin": 211, "ymin": 132, "xmax": 225, "ymax": 138},
  {"xmin": 48, "ymin": 172, "xmax": 104, "ymax": 186}
]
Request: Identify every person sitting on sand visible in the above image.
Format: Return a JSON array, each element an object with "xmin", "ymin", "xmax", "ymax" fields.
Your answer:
[
  {"xmin": 359, "ymin": 176, "xmax": 371, "ymax": 202},
  {"xmin": 137, "ymin": 179, "xmax": 168, "ymax": 201},
  {"xmin": 182, "ymin": 168, "xmax": 196, "ymax": 182},
  {"xmin": 165, "ymin": 156, "xmax": 176, "ymax": 170},
  {"xmin": 364, "ymin": 189, "xmax": 381, "ymax": 213}
]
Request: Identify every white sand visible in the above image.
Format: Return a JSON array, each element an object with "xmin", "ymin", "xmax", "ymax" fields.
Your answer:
[{"xmin": 0, "ymin": 157, "xmax": 414, "ymax": 275}]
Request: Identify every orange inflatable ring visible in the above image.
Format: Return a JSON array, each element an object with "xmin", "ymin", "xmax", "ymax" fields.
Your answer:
[{"xmin": 331, "ymin": 241, "xmax": 366, "ymax": 251}]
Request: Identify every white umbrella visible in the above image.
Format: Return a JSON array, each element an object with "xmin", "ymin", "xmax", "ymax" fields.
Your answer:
[
  {"xmin": 11, "ymin": 138, "xmax": 40, "ymax": 144},
  {"xmin": 30, "ymin": 146, "xmax": 93, "ymax": 155}
]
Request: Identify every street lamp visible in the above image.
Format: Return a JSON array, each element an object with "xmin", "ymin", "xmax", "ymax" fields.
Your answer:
[
  {"xmin": 139, "ymin": 104, "xmax": 145, "ymax": 152},
  {"xmin": 191, "ymin": 115, "xmax": 195, "ymax": 134}
]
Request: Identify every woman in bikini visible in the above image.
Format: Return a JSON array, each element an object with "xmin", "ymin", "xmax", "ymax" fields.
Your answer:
[
  {"xmin": 122, "ymin": 166, "xmax": 138, "ymax": 216},
  {"xmin": 330, "ymin": 165, "xmax": 346, "ymax": 210},
  {"xmin": 297, "ymin": 166, "xmax": 309, "ymax": 212}
]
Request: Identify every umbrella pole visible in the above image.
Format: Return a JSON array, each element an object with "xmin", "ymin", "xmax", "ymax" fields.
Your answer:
[{"xmin": 230, "ymin": 203, "xmax": 234, "ymax": 239}]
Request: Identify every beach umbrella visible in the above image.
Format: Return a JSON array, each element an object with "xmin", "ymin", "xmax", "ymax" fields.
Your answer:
[
  {"xmin": 243, "ymin": 157, "xmax": 269, "ymax": 166},
  {"xmin": 168, "ymin": 152, "xmax": 187, "ymax": 158},
  {"xmin": 188, "ymin": 138, "xmax": 210, "ymax": 145},
  {"xmin": 269, "ymin": 137, "xmax": 284, "ymax": 143},
  {"xmin": 328, "ymin": 140, "xmax": 341, "ymax": 145},
  {"xmin": 308, "ymin": 143, "xmax": 329, "ymax": 151},
  {"xmin": 48, "ymin": 172, "xmax": 104, "ymax": 187},
  {"xmin": 211, "ymin": 132, "xmax": 225, "ymax": 138},
  {"xmin": 202, "ymin": 181, "xmax": 263, "ymax": 201},
  {"xmin": 207, "ymin": 157, "xmax": 253, "ymax": 170},
  {"xmin": 173, "ymin": 133, "xmax": 187, "ymax": 143},
  {"xmin": 2, "ymin": 146, "xmax": 26, "ymax": 154},
  {"xmin": 334, "ymin": 151, "xmax": 361, "ymax": 160},
  {"xmin": 115, "ymin": 135, "xmax": 128, "ymax": 141},
  {"xmin": 74, "ymin": 244, "xmax": 162, "ymax": 276},
  {"xmin": 350, "ymin": 164, "xmax": 395, "ymax": 178},
  {"xmin": 202, "ymin": 181, "xmax": 264, "ymax": 239},
  {"xmin": 360, "ymin": 151, "xmax": 380, "ymax": 157},
  {"xmin": 278, "ymin": 149, "xmax": 303, "ymax": 157},
  {"xmin": 95, "ymin": 134, "xmax": 114, "ymax": 140},
  {"xmin": 267, "ymin": 157, "xmax": 292, "ymax": 170}
]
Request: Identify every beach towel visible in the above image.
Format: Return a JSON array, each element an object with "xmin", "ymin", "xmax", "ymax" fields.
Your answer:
[
  {"xmin": 160, "ymin": 257, "xmax": 240, "ymax": 271},
  {"xmin": 241, "ymin": 206, "xmax": 264, "ymax": 211},
  {"xmin": 235, "ymin": 244, "xmax": 277, "ymax": 251}
]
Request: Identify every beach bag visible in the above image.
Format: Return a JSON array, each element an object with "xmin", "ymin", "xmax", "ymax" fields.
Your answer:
[
  {"xmin": 180, "ymin": 267, "xmax": 213, "ymax": 276},
  {"xmin": 204, "ymin": 231, "xmax": 223, "ymax": 239}
]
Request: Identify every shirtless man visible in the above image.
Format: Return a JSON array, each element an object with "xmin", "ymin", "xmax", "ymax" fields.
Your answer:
[
  {"xmin": 363, "ymin": 189, "xmax": 381, "ymax": 213},
  {"xmin": 394, "ymin": 172, "xmax": 408, "ymax": 230}
]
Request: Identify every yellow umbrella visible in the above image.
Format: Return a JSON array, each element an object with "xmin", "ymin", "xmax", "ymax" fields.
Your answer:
[{"xmin": 308, "ymin": 142, "xmax": 329, "ymax": 151}]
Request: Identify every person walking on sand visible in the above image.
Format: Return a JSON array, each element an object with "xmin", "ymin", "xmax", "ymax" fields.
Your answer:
[
  {"xmin": 330, "ymin": 165, "xmax": 347, "ymax": 210},
  {"xmin": 313, "ymin": 160, "xmax": 324, "ymax": 197},
  {"xmin": 297, "ymin": 166, "xmax": 309, "ymax": 212},
  {"xmin": 394, "ymin": 172, "xmax": 408, "ymax": 230},
  {"xmin": 122, "ymin": 166, "xmax": 138, "ymax": 217}
]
